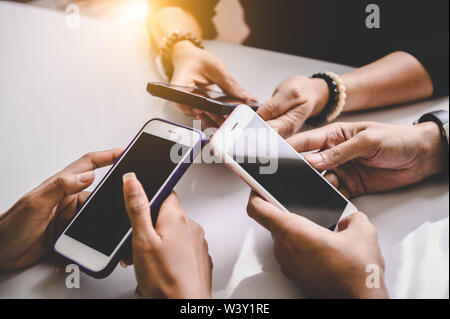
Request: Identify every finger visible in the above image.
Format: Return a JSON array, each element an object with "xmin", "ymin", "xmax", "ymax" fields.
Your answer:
[
  {"xmin": 170, "ymin": 72, "xmax": 204, "ymax": 116},
  {"xmin": 172, "ymin": 102, "xmax": 197, "ymax": 116},
  {"xmin": 29, "ymin": 171, "xmax": 96, "ymax": 212},
  {"xmin": 246, "ymin": 192, "xmax": 289, "ymax": 234},
  {"xmin": 205, "ymin": 64, "xmax": 255, "ymax": 102},
  {"xmin": 122, "ymin": 172, "xmax": 158, "ymax": 242},
  {"xmin": 257, "ymin": 90, "xmax": 293, "ymax": 121},
  {"xmin": 120, "ymin": 258, "xmax": 133, "ymax": 268},
  {"xmin": 304, "ymin": 137, "xmax": 365, "ymax": 171},
  {"xmin": 204, "ymin": 111, "xmax": 225, "ymax": 127},
  {"xmin": 328, "ymin": 163, "xmax": 366, "ymax": 198},
  {"xmin": 247, "ymin": 192, "xmax": 332, "ymax": 243},
  {"xmin": 63, "ymin": 148, "xmax": 123, "ymax": 174},
  {"xmin": 155, "ymin": 191, "xmax": 188, "ymax": 235},
  {"xmin": 54, "ymin": 191, "xmax": 91, "ymax": 235},
  {"xmin": 133, "ymin": 286, "xmax": 143, "ymax": 299},
  {"xmin": 337, "ymin": 186, "xmax": 351, "ymax": 199},
  {"xmin": 286, "ymin": 126, "xmax": 330, "ymax": 153},
  {"xmin": 324, "ymin": 172, "xmax": 340, "ymax": 189},
  {"xmin": 54, "ymin": 255, "xmax": 72, "ymax": 274},
  {"xmin": 197, "ymin": 113, "xmax": 217, "ymax": 130},
  {"xmin": 337, "ymin": 212, "xmax": 375, "ymax": 236},
  {"xmin": 120, "ymin": 238, "xmax": 133, "ymax": 267},
  {"xmin": 266, "ymin": 107, "xmax": 306, "ymax": 138},
  {"xmin": 76, "ymin": 191, "xmax": 91, "ymax": 208},
  {"xmin": 286, "ymin": 122, "xmax": 370, "ymax": 153}
]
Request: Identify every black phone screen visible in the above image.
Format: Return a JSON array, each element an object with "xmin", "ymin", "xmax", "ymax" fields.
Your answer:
[
  {"xmin": 65, "ymin": 132, "xmax": 188, "ymax": 256},
  {"xmin": 227, "ymin": 116, "xmax": 348, "ymax": 228}
]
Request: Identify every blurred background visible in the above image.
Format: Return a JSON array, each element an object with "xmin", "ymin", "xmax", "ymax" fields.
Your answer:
[{"xmin": 11, "ymin": 0, "xmax": 250, "ymax": 43}]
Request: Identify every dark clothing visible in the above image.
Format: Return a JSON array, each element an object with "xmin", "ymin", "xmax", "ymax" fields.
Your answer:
[{"xmin": 153, "ymin": 0, "xmax": 449, "ymax": 96}]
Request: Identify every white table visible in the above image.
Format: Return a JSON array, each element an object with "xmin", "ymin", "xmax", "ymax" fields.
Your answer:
[{"xmin": 0, "ymin": 2, "xmax": 448, "ymax": 299}]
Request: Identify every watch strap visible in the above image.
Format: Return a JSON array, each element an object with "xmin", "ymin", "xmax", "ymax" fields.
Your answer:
[{"xmin": 416, "ymin": 110, "xmax": 449, "ymax": 145}]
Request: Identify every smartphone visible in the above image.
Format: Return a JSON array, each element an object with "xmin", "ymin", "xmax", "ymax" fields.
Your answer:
[
  {"xmin": 54, "ymin": 119, "xmax": 205, "ymax": 278},
  {"xmin": 211, "ymin": 105, "xmax": 357, "ymax": 229},
  {"xmin": 147, "ymin": 82, "xmax": 260, "ymax": 115}
]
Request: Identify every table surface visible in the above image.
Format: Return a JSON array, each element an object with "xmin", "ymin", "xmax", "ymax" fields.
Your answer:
[{"xmin": 0, "ymin": 2, "xmax": 448, "ymax": 299}]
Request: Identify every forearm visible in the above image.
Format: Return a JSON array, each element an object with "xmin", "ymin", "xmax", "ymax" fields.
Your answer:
[
  {"xmin": 148, "ymin": 6, "xmax": 202, "ymax": 50},
  {"xmin": 342, "ymin": 51, "xmax": 434, "ymax": 112}
]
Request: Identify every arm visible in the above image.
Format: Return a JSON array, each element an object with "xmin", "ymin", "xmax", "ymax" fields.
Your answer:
[
  {"xmin": 149, "ymin": 6, "xmax": 202, "ymax": 51},
  {"xmin": 342, "ymin": 51, "xmax": 434, "ymax": 112},
  {"xmin": 147, "ymin": 2, "xmax": 255, "ymax": 125},
  {"xmin": 258, "ymin": 51, "xmax": 437, "ymax": 137}
]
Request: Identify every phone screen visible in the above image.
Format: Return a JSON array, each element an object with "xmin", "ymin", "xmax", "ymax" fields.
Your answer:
[
  {"xmin": 65, "ymin": 132, "xmax": 189, "ymax": 256},
  {"xmin": 227, "ymin": 116, "xmax": 348, "ymax": 228}
]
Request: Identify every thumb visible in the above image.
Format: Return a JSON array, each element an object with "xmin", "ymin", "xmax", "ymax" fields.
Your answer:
[
  {"xmin": 247, "ymin": 192, "xmax": 290, "ymax": 234},
  {"xmin": 31, "ymin": 171, "xmax": 96, "ymax": 212},
  {"xmin": 337, "ymin": 212, "xmax": 376, "ymax": 235},
  {"xmin": 304, "ymin": 136, "xmax": 364, "ymax": 171},
  {"xmin": 122, "ymin": 172, "xmax": 158, "ymax": 243},
  {"xmin": 247, "ymin": 192, "xmax": 333, "ymax": 242}
]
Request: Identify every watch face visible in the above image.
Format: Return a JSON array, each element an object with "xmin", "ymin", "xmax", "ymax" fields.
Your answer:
[{"xmin": 444, "ymin": 123, "xmax": 449, "ymax": 143}]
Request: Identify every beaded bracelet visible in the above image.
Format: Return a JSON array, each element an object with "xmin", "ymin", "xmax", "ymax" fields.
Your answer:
[
  {"xmin": 307, "ymin": 72, "xmax": 347, "ymax": 125},
  {"xmin": 158, "ymin": 30, "xmax": 204, "ymax": 79}
]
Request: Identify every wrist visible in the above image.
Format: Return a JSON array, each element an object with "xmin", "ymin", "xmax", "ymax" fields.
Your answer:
[
  {"xmin": 310, "ymin": 78, "xmax": 329, "ymax": 116},
  {"xmin": 417, "ymin": 121, "xmax": 446, "ymax": 177},
  {"xmin": 171, "ymin": 40, "xmax": 198, "ymax": 62}
]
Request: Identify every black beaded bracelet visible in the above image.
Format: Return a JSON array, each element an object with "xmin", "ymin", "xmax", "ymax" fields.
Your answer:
[{"xmin": 307, "ymin": 73, "xmax": 339, "ymax": 126}]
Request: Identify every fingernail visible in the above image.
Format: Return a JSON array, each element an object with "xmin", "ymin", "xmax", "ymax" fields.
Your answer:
[
  {"xmin": 305, "ymin": 153, "xmax": 322, "ymax": 165},
  {"xmin": 123, "ymin": 172, "xmax": 139, "ymax": 195},
  {"xmin": 78, "ymin": 171, "xmax": 95, "ymax": 183},
  {"xmin": 120, "ymin": 260, "xmax": 129, "ymax": 268},
  {"xmin": 122, "ymin": 172, "xmax": 136, "ymax": 183}
]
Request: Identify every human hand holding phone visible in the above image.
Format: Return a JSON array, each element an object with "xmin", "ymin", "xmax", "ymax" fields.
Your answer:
[
  {"xmin": 287, "ymin": 121, "xmax": 446, "ymax": 198},
  {"xmin": 247, "ymin": 192, "xmax": 388, "ymax": 299},
  {"xmin": 122, "ymin": 173, "xmax": 212, "ymax": 299},
  {"xmin": 0, "ymin": 149, "xmax": 123, "ymax": 271},
  {"xmin": 258, "ymin": 75, "xmax": 330, "ymax": 138},
  {"xmin": 170, "ymin": 41, "xmax": 257, "ymax": 126}
]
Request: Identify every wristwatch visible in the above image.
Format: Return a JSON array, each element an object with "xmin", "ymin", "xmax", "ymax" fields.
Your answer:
[{"xmin": 414, "ymin": 110, "xmax": 449, "ymax": 147}]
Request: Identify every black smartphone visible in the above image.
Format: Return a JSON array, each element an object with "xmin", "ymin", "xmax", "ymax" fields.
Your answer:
[{"xmin": 147, "ymin": 82, "xmax": 260, "ymax": 115}]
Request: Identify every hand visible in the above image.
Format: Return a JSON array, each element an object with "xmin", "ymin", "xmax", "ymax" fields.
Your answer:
[
  {"xmin": 0, "ymin": 149, "xmax": 123, "ymax": 271},
  {"xmin": 122, "ymin": 173, "xmax": 212, "ymax": 299},
  {"xmin": 258, "ymin": 75, "xmax": 329, "ymax": 138},
  {"xmin": 287, "ymin": 121, "xmax": 446, "ymax": 198},
  {"xmin": 247, "ymin": 192, "xmax": 388, "ymax": 298},
  {"xmin": 170, "ymin": 40, "xmax": 256, "ymax": 127}
]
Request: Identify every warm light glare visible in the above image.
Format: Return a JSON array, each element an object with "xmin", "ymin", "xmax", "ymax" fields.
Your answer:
[{"xmin": 116, "ymin": 0, "xmax": 148, "ymax": 25}]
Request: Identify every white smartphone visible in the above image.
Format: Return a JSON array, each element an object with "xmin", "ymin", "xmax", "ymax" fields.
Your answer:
[
  {"xmin": 211, "ymin": 105, "xmax": 357, "ymax": 229},
  {"xmin": 54, "ymin": 119, "xmax": 204, "ymax": 278}
]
